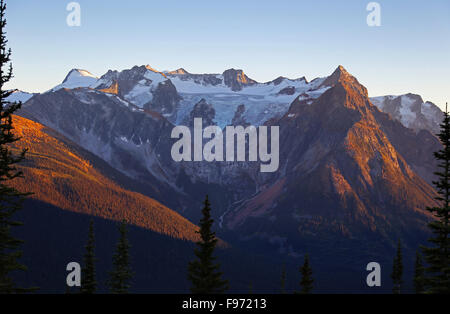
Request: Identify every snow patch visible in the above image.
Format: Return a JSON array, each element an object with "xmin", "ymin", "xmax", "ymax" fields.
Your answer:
[
  {"xmin": 399, "ymin": 95, "xmax": 417, "ymax": 128},
  {"xmin": 6, "ymin": 90, "xmax": 34, "ymax": 103}
]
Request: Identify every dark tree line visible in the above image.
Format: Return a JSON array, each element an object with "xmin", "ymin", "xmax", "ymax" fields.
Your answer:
[
  {"xmin": 108, "ymin": 220, "xmax": 133, "ymax": 293},
  {"xmin": 393, "ymin": 106, "xmax": 450, "ymax": 294},
  {"xmin": 0, "ymin": 0, "xmax": 31, "ymax": 293},
  {"xmin": 79, "ymin": 219, "xmax": 133, "ymax": 294},
  {"xmin": 188, "ymin": 195, "xmax": 315, "ymax": 294},
  {"xmin": 391, "ymin": 240, "xmax": 403, "ymax": 294},
  {"xmin": 80, "ymin": 220, "xmax": 96, "ymax": 294},
  {"xmin": 414, "ymin": 250, "xmax": 425, "ymax": 294},
  {"xmin": 298, "ymin": 254, "xmax": 314, "ymax": 294},
  {"xmin": 421, "ymin": 103, "xmax": 450, "ymax": 293}
]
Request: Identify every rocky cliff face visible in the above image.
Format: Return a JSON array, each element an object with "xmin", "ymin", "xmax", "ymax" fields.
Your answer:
[
  {"xmin": 186, "ymin": 98, "xmax": 216, "ymax": 127},
  {"xmin": 370, "ymin": 93, "xmax": 443, "ymax": 134},
  {"xmin": 166, "ymin": 68, "xmax": 223, "ymax": 86},
  {"xmin": 147, "ymin": 79, "xmax": 181, "ymax": 117},
  {"xmin": 222, "ymin": 68, "xmax": 257, "ymax": 91},
  {"xmin": 231, "ymin": 104, "xmax": 250, "ymax": 126},
  {"xmin": 92, "ymin": 65, "xmax": 181, "ymax": 118}
]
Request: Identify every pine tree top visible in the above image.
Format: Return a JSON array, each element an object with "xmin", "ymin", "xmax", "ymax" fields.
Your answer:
[
  {"xmin": 422, "ymin": 102, "xmax": 450, "ymax": 294},
  {"xmin": 188, "ymin": 195, "xmax": 228, "ymax": 294}
]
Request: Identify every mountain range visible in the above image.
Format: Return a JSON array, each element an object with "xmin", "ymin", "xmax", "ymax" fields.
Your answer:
[{"xmin": 9, "ymin": 64, "xmax": 444, "ymax": 292}]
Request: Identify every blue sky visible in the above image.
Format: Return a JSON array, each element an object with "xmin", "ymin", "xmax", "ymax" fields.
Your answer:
[{"xmin": 5, "ymin": 0, "xmax": 450, "ymax": 108}]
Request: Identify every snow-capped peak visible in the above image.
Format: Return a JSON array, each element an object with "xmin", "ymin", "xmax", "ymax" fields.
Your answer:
[
  {"xmin": 88, "ymin": 65, "xmax": 174, "ymax": 109},
  {"xmin": 62, "ymin": 69, "xmax": 97, "ymax": 83},
  {"xmin": 166, "ymin": 68, "xmax": 189, "ymax": 75},
  {"xmin": 51, "ymin": 69, "xmax": 99, "ymax": 92},
  {"xmin": 370, "ymin": 93, "xmax": 443, "ymax": 134}
]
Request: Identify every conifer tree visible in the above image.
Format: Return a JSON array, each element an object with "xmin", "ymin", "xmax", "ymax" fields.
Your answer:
[
  {"xmin": 108, "ymin": 220, "xmax": 133, "ymax": 294},
  {"xmin": 80, "ymin": 219, "xmax": 96, "ymax": 294},
  {"xmin": 188, "ymin": 195, "xmax": 228, "ymax": 294},
  {"xmin": 298, "ymin": 254, "xmax": 313, "ymax": 294},
  {"xmin": 422, "ymin": 103, "xmax": 450, "ymax": 293},
  {"xmin": 413, "ymin": 250, "xmax": 425, "ymax": 294},
  {"xmin": 0, "ymin": 0, "xmax": 31, "ymax": 293},
  {"xmin": 280, "ymin": 264, "xmax": 286, "ymax": 294},
  {"xmin": 391, "ymin": 240, "xmax": 403, "ymax": 294}
]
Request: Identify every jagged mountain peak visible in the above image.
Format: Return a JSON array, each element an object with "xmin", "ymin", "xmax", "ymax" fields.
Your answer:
[
  {"xmin": 370, "ymin": 93, "xmax": 443, "ymax": 134},
  {"xmin": 222, "ymin": 68, "xmax": 257, "ymax": 91},
  {"xmin": 38, "ymin": 63, "xmax": 442, "ymax": 139},
  {"xmin": 222, "ymin": 68, "xmax": 244, "ymax": 74},
  {"xmin": 49, "ymin": 68, "xmax": 98, "ymax": 92},
  {"xmin": 62, "ymin": 69, "xmax": 97, "ymax": 84},
  {"xmin": 336, "ymin": 64, "xmax": 347, "ymax": 73},
  {"xmin": 267, "ymin": 75, "xmax": 308, "ymax": 86},
  {"xmin": 322, "ymin": 65, "xmax": 352, "ymax": 85},
  {"xmin": 269, "ymin": 76, "xmax": 287, "ymax": 85},
  {"xmin": 403, "ymin": 93, "xmax": 423, "ymax": 102},
  {"xmin": 167, "ymin": 68, "xmax": 189, "ymax": 75},
  {"xmin": 320, "ymin": 65, "xmax": 368, "ymax": 97},
  {"xmin": 85, "ymin": 64, "xmax": 179, "ymax": 115},
  {"xmin": 145, "ymin": 65, "xmax": 168, "ymax": 78}
]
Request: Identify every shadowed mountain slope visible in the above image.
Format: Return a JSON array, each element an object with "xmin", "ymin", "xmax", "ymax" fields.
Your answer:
[{"xmin": 8, "ymin": 115, "xmax": 200, "ymax": 242}]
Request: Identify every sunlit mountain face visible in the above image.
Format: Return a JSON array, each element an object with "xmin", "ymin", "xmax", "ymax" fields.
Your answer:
[
  {"xmin": 10, "ymin": 64, "xmax": 443, "ymax": 292},
  {"xmin": 9, "ymin": 115, "xmax": 201, "ymax": 242}
]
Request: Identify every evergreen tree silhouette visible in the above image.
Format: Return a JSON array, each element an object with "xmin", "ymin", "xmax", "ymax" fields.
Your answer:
[
  {"xmin": 298, "ymin": 254, "xmax": 313, "ymax": 294},
  {"xmin": 0, "ymin": 0, "xmax": 32, "ymax": 293},
  {"xmin": 414, "ymin": 250, "xmax": 425, "ymax": 294},
  {"xmin": 188, "ymin": 195, "xmax": 228, "ymax": 294},
  {"xmin": 80, "ymin": 219, "xmax": 96, "ymax": 294},
  {"xmin": 108, "ymin": 220, "xmax": 133, "ymax": 293},
  {"xmin": 422, "ymin": 103, "xmax": 450, "ymax": 293},
  {"xmin": 391, "ymin": 239, "xmax": 403, "ymax": 294}
]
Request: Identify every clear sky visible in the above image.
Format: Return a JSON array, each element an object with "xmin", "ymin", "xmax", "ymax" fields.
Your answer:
[{"xmin": 5, "ymin": 0, "xmax": 450, "ymax": 109}]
